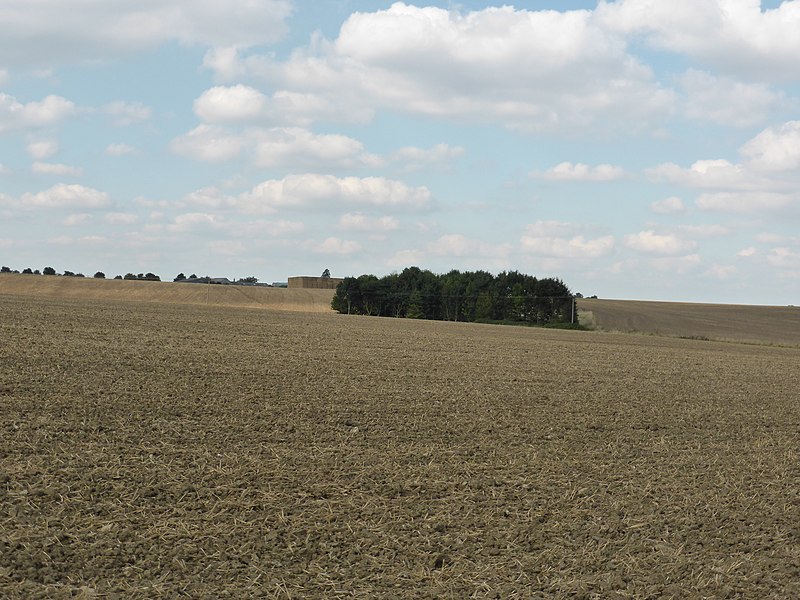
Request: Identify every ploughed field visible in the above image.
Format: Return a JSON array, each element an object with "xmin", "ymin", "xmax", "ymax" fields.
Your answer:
[
  {"xmin": 579, "ymin": 298, "xmax": 800, "ymax": 347},
  {"xmin": 1, "ymin": 294, "xmax": 799, "ymax": 598}
]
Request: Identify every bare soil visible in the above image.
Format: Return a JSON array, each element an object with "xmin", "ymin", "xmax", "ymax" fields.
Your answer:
[
  {"xmin": 1, "ymin": 293, "xmax": 799, "ymax": 598},
  {"xmin": 579, "ymin": 298, "xmax": 800, "ymax": 347}
]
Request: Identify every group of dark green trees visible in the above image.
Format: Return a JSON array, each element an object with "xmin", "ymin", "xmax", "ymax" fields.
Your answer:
[{"xmin": 331, "ymin": 267, "xmax": 576, "ymax": 325}]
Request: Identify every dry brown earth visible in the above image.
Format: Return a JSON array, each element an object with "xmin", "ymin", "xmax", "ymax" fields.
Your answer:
[
  {"xmin": 579, "ymin": 298, "xmax": 800, "ymax": 347},
  {"xmin": 1, "ymin": 291, "xmax": 798, "ymax": 598}
]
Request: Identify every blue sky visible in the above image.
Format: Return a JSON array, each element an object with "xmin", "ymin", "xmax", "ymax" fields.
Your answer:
[{"xmin": 1, "ymin": 1, "xmax": 799, "ymax": 304}]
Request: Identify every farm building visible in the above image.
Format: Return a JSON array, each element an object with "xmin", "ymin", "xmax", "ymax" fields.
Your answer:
[{"xmin": 288, "ymin": 276, "xmax": 344, "ymax": 290}]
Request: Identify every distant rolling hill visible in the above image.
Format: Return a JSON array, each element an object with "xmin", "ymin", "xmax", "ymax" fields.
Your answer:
[
  {"xmin": 3, "ymin": 274, "xmax": 798, "ymax": 346},
  {"xmin": 578, "ymin": 298, "xmax": 800, "ymax": 346},
  {"xmin": 0, "ymin": 274, "xmax": 336, "ymax": 313}
]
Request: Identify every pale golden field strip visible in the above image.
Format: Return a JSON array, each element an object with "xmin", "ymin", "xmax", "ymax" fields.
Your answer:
[
  {"xmin": 0, "ymin": 273, "xmax": 335, "ymax": 313},
  {"xmin": 578, "ymin": 298, "xmax": 800, "ymax": 347},
  {"xmin": 1, "ymin": 278, "xmax": 799, "ymax": 597}
]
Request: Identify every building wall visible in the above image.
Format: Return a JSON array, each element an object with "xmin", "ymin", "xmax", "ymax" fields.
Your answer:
[{"xmin": 287, "ymin": 276, "xmax": 344, "ymax": 290}]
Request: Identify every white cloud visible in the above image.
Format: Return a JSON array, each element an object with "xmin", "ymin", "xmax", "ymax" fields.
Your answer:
[
  {"xmin": 194, "ymin": 85, "xmax": 268, "ymax": 123},
  {"xmin": 338, "ymin": 213, "xmax": 399, "ymax": 233},
  {"xmin": 678, "ymin": 224, "xmax": 730, "ymax": 238},
  {"xmin": 705, "ymin": 264, "xmax": 736, "ymax": 279},
  {"xmin": 648, "ymin": 159, "xmax": 750, "ymax": 189},
  {"xmin": 390, "ymin": 143, "xmax": 465, "ymax": 171},
  {"xmin": 104, "ymin": 212, "xmax": 138, "ymax": 225},
  {"xmin": 646, "ymin": 121, "xmax": 800, "ymax": 216},
  {"xmin": 20, "ymin": 183, "xmax": 109, "ymax": 208},
  {"xmin": 105, "ymin": 143, "xmax": 136, "ymax": 156},
  {"xmin": 696, "ymin": 191, "xmax": 793, "ymax": 213},
  {"xmin": 649, "ymin": 253, "xmax": 702, "ymax": 274},
  {"xmin": 0, "ymin": 94, "xmax": 75, "ymax": 132},
  {"xmin": 208, "ymin": 240, "xmax": 246, "ymax": 256},
  {"xmin": 0, "ymin": 0, "xmax": 293, "ymax": 68},
  {"xmin": 767, "ymin": 247, "xmax": 800, "ymax": 269},
  {"xmin": 533, "ymin": 161, "xmax": 625, "ymax": 181},
  {"xmin": 104, "ymin": 101, "xmax": 151, "ymax": 126},
  {"xmin": 678, "ymin": 69, "xmax": 788, "ymax": 127},
  {"xmin": 521, "ymin": 221, "xmax": 615, "ymax": 258},
  {"xmin": 0, "ymin": 69, "xmax": 8, "ymax": 85},
  {"xmin": 387, "ymin": 249, "xmax": 425, "ymax": 268},
  {"xmin": 171, "ymin": 125, "xmax": 379, "ymax": 169},
  {"xmin": 232, "ymin": 174, "xmax": 431, "ymax": 214},
  {"xmin": 625, "ymin": 230, "xmax": 697, "ymax": 255},
  {"xmin": 252, "ymin": 127, "xmax": 380, "ymax": 169},
  {"xmin": 170, "ymin": 125, "xmax": 249, "ymax": 162},
  {"xmin": 737, "ymin": 247, "xmax": 757, "ymax": 257},
  {"xmin": 651, "ymin": 196, "xmax": 685, "ymax": 214},
  {"xmin": 167, "ymin": 212, "xmax": 225, "ymax": 233},
  {"xmin": 739, "ymin": 121, "xmax": 800, "ymax": 172},
  {"xmin": 312, "ymin": 237, "xmax": 361, "ymax": 255},
  {"xmin": 218, "ymin": 4, "xmax": 674, "ymax": 133},
  {"xmin": 32, "ymin": 161, "xmax": 83, "ymax": 176},
  {"xmin": 27, "ymin": 140, "xmax": 58, "ymax": 159},
  {"xmin": 596, "ymin": 0, "xmax": 800, "ymax": 82},
  {"xmin": 63, "ymin": 213, "xmax": 91, "ymax": 226},
  {"xmin": 429, "ymin": 234, "xmax": 511, "ymax": 259}
]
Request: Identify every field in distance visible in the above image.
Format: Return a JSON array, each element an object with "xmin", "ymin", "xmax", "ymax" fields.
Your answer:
[
  {"xmin": 579, "ymin": 297, "xmax": 800, "ymax": 346},
  {"xmin": 1, "ymin": 294, "xmax": 798, "ymax": 598},
  {"xmin": 0, "ymin": 273, "xmax": 334, "ymax": 313},
  {"xmin": 2, "ymin": 273, "xmax": 799, "ymax": 345}
]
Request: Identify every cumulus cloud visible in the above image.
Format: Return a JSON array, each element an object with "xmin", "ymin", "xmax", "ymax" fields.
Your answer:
[
  {"xmin": 705, "ymin": 264, "xmax": 736, "ymax": 279},
  {"xmin": 737, "ymin": 247, "xmax": 757, "ymax": 257},
  {"xmin": 252, "ymin": 128, "xmax": 381, "ymax": 169},
  {"xmin": 651, "ymin": 196, "xmax": 685, "ymax": 214},
  {"xmin": 0, "ymin": 94, "xmax": 75, "ymax": 132},
  {"xmin": 312, "ymin": 237, "xmax": 361, "ymax": 255},
  {"xmin": 105, "ymin": 143, "xmax": 136, "ymax": 156},
  {"xmin": 647, "ymin": 121, "xmax": 800, "ymax": 209},
  {"xmin": 767, "ymin": 247, "xmax": 800, "ymax": 269},
  {"xmin": 596, "ymin": 0, "xmax": 800, "ymax": 82},
  {"xmin": 625, "ymin": 230, "xmax": 697, "ymax": 255},
  {"xmin": 104, "ymin": 212, "xmax": 139, "ymax": 225},
  {"xmin": 26, "ymin": 140, "xmax": 58, "ymax": 159},
  {"xmin": 678, "ymin": 224, "xmax": 730, "ymax": 238},
  {"xmin": 739, "ymin": 120, "xmax": 800, "ymax": 172},
  {"xmin": 0, "ymin": 0, "xmax": 293, "ymax": 67},
  {"xmin": 104, "ymin": 101, "xmax": 152, "ymax": 126},
  {"xmin": 533, "ymin": 161, "xmax": 625, "ymax": 181},
  {"xmin": 338, "ymin": 213, "xmax": 399, "ymax": 233},
  {"xmin": 696, "ymin": 191, "xmax": 793, "ymax": 213},
  {"xmin": 210, "ymin": 4, "xmax": 674, "ymax": 133},
  {"xmin": 649, "ymin": 253, "xmax": 702, "ymax": 274},
  {"xmin": 63, "ymin": 213, "xmax": 91, "ymax": 226},
  {"xmin": 171, "ymin": 125, "xmax": 380, "ymax": 169},
  {"xmin": 521, "ymin": 221, "xmax": 615, "ymax": 258},
  {"xmin": 20, "ymin": 183, "xmax": 109, "ymax": 209},
  {"xmin": 390, "ymin": 143, "xmax": 465, "ymax": 171},
  {"xmin": 678, "ymin": 69, "xmax": 788, "ymax": 127},
  {"xmin": 194, "ymin": 85, "xmax": 267, "ymax": 123},
  {"xmin": 236, "ymin": 174, "xmax": 431, "ymax": 214},
  {"xmin": 170, "ymin": 125, "xmax": 248, "ymax": 162},
  {"xmin": 32, "ymin": 162, "xmax": 83, "ymax": 176},
  {"xmin": 181, "ymin": 175, "xmax": 431, "ymax": 215},
  {"xmin": 428, "ymin": 234, "xmax": 512, "ymax": 259}
]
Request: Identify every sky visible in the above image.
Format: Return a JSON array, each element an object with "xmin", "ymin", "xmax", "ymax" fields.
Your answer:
[{"xmin": 1, "ymin": 0, "xmax": 799, "ymax": 304}]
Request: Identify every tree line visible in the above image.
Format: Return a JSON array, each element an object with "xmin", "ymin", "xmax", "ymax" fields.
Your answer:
[
  {"xmin": 1, "ymin": 265, "xmax": 161, "ymax": 281},
  {"xmin": 331, "ymin": 266, "xmax": 577, "ymax": 325}
]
